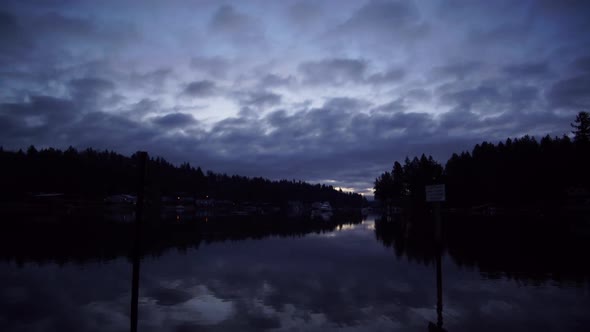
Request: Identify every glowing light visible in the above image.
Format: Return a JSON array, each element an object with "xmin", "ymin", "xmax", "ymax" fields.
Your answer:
[
  {"xmin": 334, "ymin": 186, "xmax": 355, "ymax": 193},
  {"xmin": 338, "ymin": 224, "xmax": 357, "ymax": 231}
]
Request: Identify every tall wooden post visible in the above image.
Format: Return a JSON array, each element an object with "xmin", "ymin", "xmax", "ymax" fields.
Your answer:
[
  {"xmin": 426, "ymin": 185, "xmax": 446, "ymax": 332},
  {"xmin": 435, "ymin": 201, "xmax": 443, "ymax": 329},
  {"xmin": 131, "ymin": 151, "xmax": 147, "ymax": 332}
]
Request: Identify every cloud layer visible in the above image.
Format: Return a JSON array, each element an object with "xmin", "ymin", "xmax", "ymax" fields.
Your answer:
[{"xmin": 1, "ymin": 0, "xmax": 589, "ymax": 194}]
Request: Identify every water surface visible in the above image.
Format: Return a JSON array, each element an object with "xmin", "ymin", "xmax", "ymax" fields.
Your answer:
[{"xmin": 1, "ymin": 215, "xmax": 589, "ymax": 331}]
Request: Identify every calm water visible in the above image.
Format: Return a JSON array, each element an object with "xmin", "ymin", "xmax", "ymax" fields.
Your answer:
[{"xmin": 1, "ymin": 215, "xmax": 589, "ymax": 332}]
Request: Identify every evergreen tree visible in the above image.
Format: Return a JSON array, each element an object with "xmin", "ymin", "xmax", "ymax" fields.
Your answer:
[{"xmin": 571, "ymin": 111, "xmax": 590, "ymax": 143}]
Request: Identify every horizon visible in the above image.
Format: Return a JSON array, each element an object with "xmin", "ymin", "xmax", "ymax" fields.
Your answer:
[{"xmin": 1, "ymin": 0, "xmax": 589, "ymax": 196}]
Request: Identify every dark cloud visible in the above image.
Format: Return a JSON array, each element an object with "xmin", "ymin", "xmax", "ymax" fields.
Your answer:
[
  {"xmin": 406, "ymin": 88, "xmax": 432, "ymax": 101},
  {"xmin": 467, "ymin": 22, "xmax": 529, "ymax": 47},
  {"xmin": 506, "ymin": 85, "xmax": 539, "ymax": 106},
  {"xmin": 0, "ymin": 10, "xmax": 33, "ymax": 57},
  {"xmin": 439, "ymin": 85, "xmax": 501, "ymax": 108},
  {"xmin": 287, "ymin": 1, "xmax": 322, "ymax": 27},
  {"xmin": 298, "ymin": 58, "xmax": 367, "ymax": 85},
  {"xmin": 182, "ymin": 80, "xmax": 216, "ymax": 98},
  {"xmin": 367, "ymin": 68, "xmax": 405, "ymax": 84},
  {"xmin": 131, "ymin": 68, "xmax": 174, "ymax": 90},
  {"xmin": 68, "ymin": 77, "xmax": 115, "ymax": 101},
  {"xmin": 209, "ymin": 4, "xmax": 263, "ymax": 44},
  {"xmin": 534, "ymin": 0, "xmax": 590, "ymax": 24},
  {"xmin": 432, "ymin": 61, "xmax": 483, "ymax": 80},
  {"xmin": 30, "ymin": 10, "xmax": 136, "ymax": 47},
  {"xmin": 347, "ymin": 0, "xmax": 420, "ymax": 28},
  {"xmin": 323, "ymin": 97, "xmax": 370, "ymax": 112},
  {"xmin": 502, "ymin": 62, "xmax": 550, "ymax": 77},
  {"xmin": 123, "ymin": 98, "xmax": 159, "ymax": 118},
  {"xmin": 371, "ymin": 98, "xmax": 406, "ymax": 114},
  {"xmin": 0, "ymin": 95, "xmax": 77, "ymax": 127},
  {"xmin": 546, "ymin": 74, "xmax": 590, "ymax": 109},
  {"xmin": 190, "ymin": 56, "xmax": 230, "ymax": 78},
  {"xmin": 438, "ymin": 82, "xmax": 540, "ymax": 116},
  {"xmin": 238, "ymin": 91, "xmax": 282, "ymax": 109},
  {"xmin": 152, "ymin": 113, "xmax": 197, "ymax": 128},
  {"xmin": 258, "ymin": 74, "xmax": 295, "ymax": 88},
  {"xmin": 335, "ymin": 0, "xmax": 428, "ymax": 45},
  {"xmin": 146, "ymin": 287, "xmax": 194, "ymax": 306},
  {"xmin": 0, "ymin": 95, "xmax": 78, "ymax": 148},
  {"xmin": 573, "ymin": 55, "xmax": 590, "ymax": 72}
]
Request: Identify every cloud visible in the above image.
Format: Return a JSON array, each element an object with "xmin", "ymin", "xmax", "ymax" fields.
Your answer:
[
  {"xmin": 258, "ymin": 74, "xmax": 295, "ymax": 88},
  {"xmin": 234, "ymin": 90, "xmax": 283, "ymax": 111},
  {"xmin": 573, "ymin": 55, "xmax": 590, "ymax": 72},
  {"xmin": 0, "ymin": 10, "xmax": 32, "ymax": 57},
  {"xmin": 209, "ymin": 4, "xmax": 264, "ymax": 44},
  {"xmin": 190, "ymin": 56, "xmax": 230, "ymax": 78},
  {"xmin": 333, "ymin": 0, "xmax": 428, "ymax": 46},
  {"xmin": 0, "ymin": 95, "xmax": 78, "ymax": 132},
  {"xmin": 432, "ymin": 61, "xmax": 483, "ymax": 80},
  {"xmin": 68, "ymin": 77, "xmax": 115, "ymax": 101},
  {"xmin": 371, "ymin": 98, "xmax": 406, "ymax": 114},
  {"xmin": 298, "ymin": 58, "xmax": 367, "ymax": 85},
  {"xmin": 152, "ymin": 112, "xmax": 198, "ymax": 128},
  {"xmin": 502, "ymin": 62, "xmax": 551, "ymax": 79},
  {"xmin": 439, "ymin": 85, "xmax": 501, "ymax": 108},
  {"xmin": 182, "ymin": 80, "xmax": 217, "ymax": 98},
  {"xmin": 346, "ymin": 0, "xmax": 421, "ymax": 29},
  {"xmin": 286, "ymin": 1, "xmax": 323, "ymax": 28},
  {"xmin": 323, "ymin": 97, "xmax": 370, "ymax": 112},
  {"xmin": 367, "ymin": 68, "xmax": 405, "ymax": 85},
  {"xmin": 546, "ymin": 74, "xmax": 590, "ymax": 110}
]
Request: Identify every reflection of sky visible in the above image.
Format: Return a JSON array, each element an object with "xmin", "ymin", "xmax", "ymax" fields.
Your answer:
[{"xmin": 1, "ymin": 216, "xmax": 589, "ymax": 331}]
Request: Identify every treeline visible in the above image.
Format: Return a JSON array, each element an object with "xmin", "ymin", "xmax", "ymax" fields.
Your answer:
[
  {"xmin": 0, "ymin": 147, "xmax": 365, "ymax": 207},
  {"xmin": 374, "ymin": 111, "xmax": 590, "ymax": 209}
]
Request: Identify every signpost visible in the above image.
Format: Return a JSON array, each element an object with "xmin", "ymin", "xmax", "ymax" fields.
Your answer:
[
  {"xmin": 131, "ymin": 151, "xmax": 147, "ymax": 332},
  {"xmin": 426, "ymin": 184, "xmax": 445, "ymax": 202},
  {"xmin": 426, "ymin": 184, "xmax": 447, "ymax": 332}
]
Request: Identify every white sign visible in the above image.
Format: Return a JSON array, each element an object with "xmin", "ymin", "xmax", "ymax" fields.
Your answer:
[{"xmin": 426, "ymin": 184, "xmax": 445, "ymax": 202}]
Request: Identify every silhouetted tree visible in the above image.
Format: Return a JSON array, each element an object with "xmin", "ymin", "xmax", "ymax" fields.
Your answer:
[
  {"xmin": 571, "ymin": 111, "xmax": 590, "ymax": 144},
  {"xmin": 374, "ymin": 154, "xmax": 442, "ymax": 208}
]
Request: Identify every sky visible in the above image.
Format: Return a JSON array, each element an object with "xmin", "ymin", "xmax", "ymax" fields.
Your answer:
[{"xmin": 1, "ymin": 0, "xmax": 590, "ymax": 196}]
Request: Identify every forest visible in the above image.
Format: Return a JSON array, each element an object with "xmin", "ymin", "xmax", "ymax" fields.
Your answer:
[
  {"xmin": 0, "ymin": 147, "xmax": 365, "ymax": 208},
  {"xmin": 374, "ymin": 111, "xmax": 590, "ymax": 210}
]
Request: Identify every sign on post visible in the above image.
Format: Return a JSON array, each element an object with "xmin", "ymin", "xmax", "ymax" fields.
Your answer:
[{"xmin": 426, "ymin": 184, "xmax": 445, "ymax": 202}]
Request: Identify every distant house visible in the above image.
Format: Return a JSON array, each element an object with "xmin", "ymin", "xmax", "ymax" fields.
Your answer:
[
  {"xmin": 311, "ymin": 201, "xmax": 332, "ymax": 212},
  {"xmin": 471, "ymin": 203, "xmax": 498, "ymax": 216},
  {"xmin": 162, "ymin": 194, "xmax": 194, "ymax": 206},
  {"xmin": 311, "ymin": 201, "xmax": 333, "ymax": 221},
  {"xmin": 565, "ymin": 186, "xmax": 590, "ymax": 212},
  {"xmin": 104, "ymin": 194, "xmax": 136, "ymax": 205},
  {"xmin": 195, "ymin": 198, "xmax": 214, "ymax": 208},
  {"xmin": 32, "ymin": 193, "xmax": 65, "ymax": 199},
  {"xmin": 287, "ymin": 201, "xmax": 305, "ymax": 217}
]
